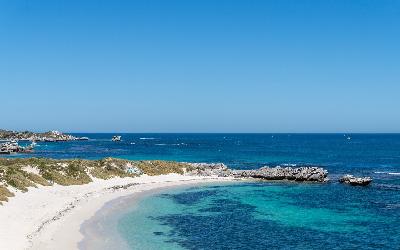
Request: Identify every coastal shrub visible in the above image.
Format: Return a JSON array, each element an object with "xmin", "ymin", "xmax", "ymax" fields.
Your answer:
[
  {"xmin": 35, "ymin": 160, "xmax": 91, "ymax": 186},
  {"xmin": 66, "ymin": 162, "xmax": 92, "ymax": 184},
  {"xmin": 41, "ymin": 168, "xmax": 92, "ymax": 186},
  {"xmin": 89, "ymin": 167, "xmax": 113, "ymax": 179},
  {"xmin": 0, "ymin": 161, "xmax": 51, "ymax": 191},
  {"xmin": 3, "ymin": 167, "xmax": 36, "ymax": 192},
  {"xmin": 26, "ymin": 172, "xmax": 51, "ymax": 186},
  {"xmin": 90, "ymin": 158, "xmax": 136, "ymax": 179},
  {"xmin": 0, "ymin": 157, "xmax": 193, "ymax": 203},
  {"xmin": 0, "ymin": 185, "xmax": 14, "ymax": 204},
  {"xmin": 90, "ymin": 167, "xmax": 132, "ymax": 179},
  {"xmin": 136, "ymin": 160, "xmax": 189, "ymax": 175}
]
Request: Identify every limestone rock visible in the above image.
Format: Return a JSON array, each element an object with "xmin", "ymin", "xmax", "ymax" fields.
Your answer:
[
  {"xmin": 185, "ymin": 163, "xmax": 328, "ymax": 182},
  {"xmin": 339, "ymin": 175, "xmax": 372, "ymax": 186}
]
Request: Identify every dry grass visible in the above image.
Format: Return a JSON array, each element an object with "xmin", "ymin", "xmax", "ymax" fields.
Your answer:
[{"xmin": 0, "ymin": 185, "xmax": 14, "ymax": 205}]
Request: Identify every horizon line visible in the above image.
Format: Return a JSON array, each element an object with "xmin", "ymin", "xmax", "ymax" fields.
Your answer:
[{"xmin": 66, "ymin": 131, "xmax": 400, "ymax": 134}]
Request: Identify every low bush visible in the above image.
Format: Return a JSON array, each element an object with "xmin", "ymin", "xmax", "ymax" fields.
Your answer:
[{"xmin": 0, "ymin": 185, "xmax": 14, "ymax": 204}]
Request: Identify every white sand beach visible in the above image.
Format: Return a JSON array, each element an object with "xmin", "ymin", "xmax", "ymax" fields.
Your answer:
[{"xmin": 0, "ymin": 174, "xmax": 232, "ymax": 250}]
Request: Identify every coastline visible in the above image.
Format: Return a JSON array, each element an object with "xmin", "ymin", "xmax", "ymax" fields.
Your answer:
[
  {"xmin": 0, "ymin": 174, "xmax": 234, "ymax": 250},
  {"xmin": 79, "ymin": 180, "xmax": 238, "ymax": 250},
  {"xmin": 0, "ymin": 157, "xmax": 330, "ymax": 250}
]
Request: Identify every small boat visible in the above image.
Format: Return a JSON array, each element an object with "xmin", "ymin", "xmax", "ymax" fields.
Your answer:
[
  {"xmin": 112, "ymin": 135, "xmax": 121, "ymax": 142},
  {"xmin": 77, "ymin": 137, "xmax": 89, "ymax": 141}
]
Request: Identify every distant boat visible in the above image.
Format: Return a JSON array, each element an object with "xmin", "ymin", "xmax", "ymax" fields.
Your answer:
[
  {"xmin": 77, "ymin": 137, "xmax": 89, "ymax": 141},
  {"xmin": 112, "ymin": 136, "xmax": 121, "ymax": 142}
]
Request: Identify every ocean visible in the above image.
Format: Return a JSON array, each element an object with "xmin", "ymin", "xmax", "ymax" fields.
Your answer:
[{"xmin": 7, "ymin": 133, "xmax": 400, "ymax": 249}]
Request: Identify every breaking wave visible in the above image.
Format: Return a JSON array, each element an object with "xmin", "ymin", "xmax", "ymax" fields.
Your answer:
[{"xmin": 374, "ymin": 172, "xmax": 400, "ymax": 175}]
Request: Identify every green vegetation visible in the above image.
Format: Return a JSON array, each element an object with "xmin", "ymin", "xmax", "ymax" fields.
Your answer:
[
  {"xmin": 0, "ymin": 185, "xmax": 14, "ymax": 205},
  {"xmin": 0, "ymin": 157, "xmax": 193, "ymax": 204},
  {"xmin": 90, "ymin": 158, "xmax": 133, "ymax": 179},
  {"xmin": 135, "ymin": 160, "xmax": 191, "ymax": 175},
  {"xmin": 26, "ymin": 173, "xmax": 51, "ymax": 186}
]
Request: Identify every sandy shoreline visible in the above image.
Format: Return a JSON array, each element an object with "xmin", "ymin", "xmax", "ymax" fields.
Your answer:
[{"xmin": 0, "ymin": 174, "xmax": 233, "ymax": 250}]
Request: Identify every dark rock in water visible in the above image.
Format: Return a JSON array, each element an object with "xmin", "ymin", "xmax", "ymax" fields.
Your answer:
[
  {"xmin": 0, "ymin": 141, "xmax": 35, "ymax": 154},
  {"xmin": 112, "ymin": 135, "xmax": 122, "ymax": 142},
  {"xmin": 186, "ymin": 163, "xmax": 328, "ymax": 182},
  {"xmin": 339, "ymin": 175, "xmax": 372, "ymax": 186}
]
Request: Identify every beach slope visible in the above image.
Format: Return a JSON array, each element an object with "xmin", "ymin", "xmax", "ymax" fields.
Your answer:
[{"xmin": 0, "ymin": 174, "xmax": 231, "ymax": 250}]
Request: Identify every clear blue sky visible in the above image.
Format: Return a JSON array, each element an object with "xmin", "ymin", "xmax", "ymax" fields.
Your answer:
[{"xmin": 1, "ymin": 0, "xmax": 399, "ymax": 133}]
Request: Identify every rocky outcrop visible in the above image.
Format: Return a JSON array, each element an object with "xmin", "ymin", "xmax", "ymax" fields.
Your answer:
[
  {"xmin": 339, "ymin": 175, "xmax": 372, "ymax": 186},
  {"xmin": 0, "ymin": 142, "xmax": 20, "ymax": 154},
  {"xmin": 112, "ymin": 136, "xmax": 122, "ymax": 142},
  {"xmin": 186, "ymin": 163, "xmax": 328, "ymax": 182},
  {"xmin": 187, "ymin": 163, "xmax": 232, "ymax": 177},
  {"xmin": 232, "ymin": 166, "xmax": 328, "ymax": 182},
  {"xmin": 0, "ymin": 129, "xmax": 89, "ymax": 142},
  {"xmin": 0, "ymin": 141, "xmax": 35, "ymax": 154}
]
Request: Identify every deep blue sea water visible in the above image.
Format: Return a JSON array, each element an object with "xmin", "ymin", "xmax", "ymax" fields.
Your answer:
[
  {"xmin": 8, "ymin": 133, "xmax": 400, "ymax": 172},
  {"xmin": 5, "ymin": 133, "xmax": 400, "ymax": 249}
]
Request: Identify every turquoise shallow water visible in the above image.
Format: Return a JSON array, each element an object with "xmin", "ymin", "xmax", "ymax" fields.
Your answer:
[
  {"xmin": 115, "ymin": 181, "xmax": 399, "ymax": 249},
  {"xmin": 3, "ymin": 133, "xmax": 400, "ymax": 249}
]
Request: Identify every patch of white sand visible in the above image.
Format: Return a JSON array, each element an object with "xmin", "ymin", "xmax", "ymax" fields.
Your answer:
[{"xmin": 0, "ymin": 174, "xmax": 232, "ymax": 250}]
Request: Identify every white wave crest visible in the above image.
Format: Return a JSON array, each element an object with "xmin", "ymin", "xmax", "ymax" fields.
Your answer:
[{"xmin": 374, "ymin": 171, "xmax": 400, "ymax": 175}]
